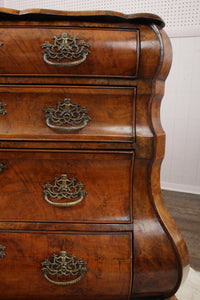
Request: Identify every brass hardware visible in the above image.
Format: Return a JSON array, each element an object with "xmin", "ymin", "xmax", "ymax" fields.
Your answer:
[
  {"xmin": 0, "ymin": 162, "xmax": 7, "ymax": 174},
  {"xmin": 0, "ymin": 244, "xmax": 6, "ymax": 258},
  {"xmin": 0, "ymin": 102, "xmax": 7, "ymax": 115},
  {"xmin": 44, "ymin": 98, "xmax": 91, "ymax": 131},
  {"xmin": 41, "ymin": 250, "xmax": 87, "ymax": 285},
  {"xmin": 43, "ymin": 173, "xmax": 87, "ymax": 207},
  {"xmin": 41, "ymin": 32, "xmax": 90, "ymax": 66}
]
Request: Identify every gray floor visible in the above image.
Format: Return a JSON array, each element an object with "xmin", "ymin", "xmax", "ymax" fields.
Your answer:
[{"xmin": 162, "ymin": 190, "xmax": 200, "ymax": 271}]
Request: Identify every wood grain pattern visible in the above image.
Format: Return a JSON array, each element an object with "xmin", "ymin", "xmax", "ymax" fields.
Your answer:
[
  {"xmin": 132, "ymin": 24, "xmax": 189, "ymax": 299},
  {"xmin": 148, "ymin": 26, "xmax": 189, "ymax": 291},
  {"xmin": 0, "ymin": 86, "xmax": 135, "ymax": 142},
  {"xmin": 0, "ymin": 150, "xmax": 133, "ymax": 223},
  {"xmin": 0, "ymin": 231, "xmax": 132, "ymax": 300},
  {"xmin": 0, "ymin": 27, "xmax": 139, "ymax": 77},
  {"xmin": 133, "ymin": 158, "xmax": 179, "ymax": 298}
]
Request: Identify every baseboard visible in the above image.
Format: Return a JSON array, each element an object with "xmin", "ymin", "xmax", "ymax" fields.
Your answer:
[{"xmin": 161, "ymin": 181, "xmax": 200, "ymax": 195}]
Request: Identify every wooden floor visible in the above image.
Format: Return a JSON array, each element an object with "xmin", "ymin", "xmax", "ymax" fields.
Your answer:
[{"xmin": 162, "ymin": 190, "xmax": 200, "ymax": 271}]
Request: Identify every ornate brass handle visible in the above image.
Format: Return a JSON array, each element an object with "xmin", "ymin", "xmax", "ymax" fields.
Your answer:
[
  {"xmin": 0, "ymin": 244, "xmax": 6, "ymax": 258},
  {"xmin": 41, "ymin": 250, "xmax": 87, "ymax": 285},
  {"xmin": 41, "ymin": 32, "xmax": 90, "ymax": 67},
  {"xmin": 43, "ymin": 53, "xmax": 88, "ymax": 67},
  {"xmin": 0, "ymin": 101, "xmax": 7, "ymax": 115},
  {"xmin": 43, "ymin": 173, "xmax": 87, "ymax": 207},
  {"xmin": 0, "ymin": 162, "xmax": 7, "ymax": 174},
  {"xmin": 44, "ymin": 98, "xmax": 91, "ymax": 131}
]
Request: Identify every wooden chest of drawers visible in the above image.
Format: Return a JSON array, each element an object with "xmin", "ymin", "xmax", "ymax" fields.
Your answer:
[{"xmin": 0, "ymin": 8, "xmax": 189, "ymax": 300}]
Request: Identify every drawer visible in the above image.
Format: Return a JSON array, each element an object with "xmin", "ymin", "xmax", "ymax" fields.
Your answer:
[
  {"xmin": 0, "ymin": 27, "xmax": 139, "ymax": 77},
  {"xmin": 0, "ymin": 150, "xmax": 133, "ymax": 223},
  {"xmin": 0, "ymin": 86, "xmax": 135, "ymax": 142},
  {"xmin": 0, "ymin": 231, "xmax": 132, "ymax": 300}
]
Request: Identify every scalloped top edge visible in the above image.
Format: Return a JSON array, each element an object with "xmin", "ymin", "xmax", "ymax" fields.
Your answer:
[{"xmin": 0, "ymin": 7, "xmax": 165, "ymax": 28}]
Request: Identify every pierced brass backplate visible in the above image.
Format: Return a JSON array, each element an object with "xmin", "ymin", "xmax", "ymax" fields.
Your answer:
[
  {"xmin": 44, "ymin": 98, "xmax": 91, "ymax": 131},
  {"xmin": 43, "ymin": 173, "xmax": 87, "ymax": 207},
  {"xmin": 0, "ymin": 101, "xmax": 7, "ymax": 115},
  {"xmin": 0, "ymin": 162, "xmax": 7, "ymax": 174},
  {"xmin": 41, "ymin": 32, "xmax": 90, "ymax": 66},
  {"xmin": 41, "ymin": 250, "xmax": 87, "ymax": 285},
  {"xmin": 0, "ymin": 244, "xmax": 6, "ymax": 258}
]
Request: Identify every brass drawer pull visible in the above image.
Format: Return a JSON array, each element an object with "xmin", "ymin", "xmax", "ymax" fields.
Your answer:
[
  {"xmin": 0, "ymin": 101, "xmax": 7, "ymax": 115},
  {"xmin": 41, "ymin": 32, "xmax": 90, "ymax": 67},
  {"xmin": 44, "ymin": 98, "xmax": 91, "ymax": 131},
  {"xmin": 43, "ymin": 173, "xmax": 87, "ymax": 207},
  {"xmin": 0, "ymin": 244, "xmax": 6, "ymax": 258},
  {"xmin": 41, "ymin": 250, "xmax": 87, "ymax": 285},
  {"xmin": 0, "ymin": 162, "xmax": 7, "ymax": 174}
]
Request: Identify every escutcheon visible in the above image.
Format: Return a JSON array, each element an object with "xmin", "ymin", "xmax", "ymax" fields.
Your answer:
[{"xmin": 41, "ymin": 250, "xmax": 87, "ymax": 285}]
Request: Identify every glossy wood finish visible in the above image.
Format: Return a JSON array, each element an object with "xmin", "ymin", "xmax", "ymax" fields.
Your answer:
[
  {"xmin": 0, "ymin": 150, "xmax": 133, "ymax": 223},
  {"xmin": 133, "ymin": 159, "xmax": 179, "ymax": 297},
  {"xmin": 0, "ymin": 86, "xmax": 135, "ymax": 142},
  {"xmin": 0, "ymin": 8, "xmax": 189, "ymax": 300},
  {"xmin": 0, "ymin": 27, "xmax": 139, "ymax": 77},
  {"xmin": 0, "ymin": 231, "xmax": 132, "ymax": 300},
  {"xmin": 132, "ymin": 24, "xmax": 189, "ymax": 298}
]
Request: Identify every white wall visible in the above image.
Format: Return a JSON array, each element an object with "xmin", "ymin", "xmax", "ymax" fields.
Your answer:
[
  {"xmin": 2, "ymin": 1, "xmax": 200, "ymax": 194},
  {"xmin": 161, "ymin": 36, "xmax": 200, "ymax": 194}
]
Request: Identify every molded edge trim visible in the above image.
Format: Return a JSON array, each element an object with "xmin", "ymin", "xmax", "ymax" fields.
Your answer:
[{"xmin": 0, "ymin": 7, "xmax": 165, "ymax": 28}]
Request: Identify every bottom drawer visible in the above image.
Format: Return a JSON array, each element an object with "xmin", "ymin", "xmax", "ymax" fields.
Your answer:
[{"xmin": 0, "ymin": 231, "xmax": 132, "ymax": 300}]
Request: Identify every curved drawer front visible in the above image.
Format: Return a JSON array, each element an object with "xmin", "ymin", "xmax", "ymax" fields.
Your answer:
[
  {"xmin": 0, "ymin": 27, "xmax": 139, "ymax": 77},
  {"xmin": 0, "ymin": 86, "xmax": 135, "ymax": 142},
  {"xmin": 0, "ymin": 231, "xmax": 132, "ymax": 300},
  {"xmin": 0, "ymin": 150, "xmax": 133, "ymax": 223}
]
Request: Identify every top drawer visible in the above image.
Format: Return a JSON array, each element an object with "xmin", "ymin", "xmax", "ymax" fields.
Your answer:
[{"xmin": 0, "ymin": 27, "xmax": 139, "ymax": 77}]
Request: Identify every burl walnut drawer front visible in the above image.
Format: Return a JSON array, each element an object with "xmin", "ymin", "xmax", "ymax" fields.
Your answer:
[
  {"xmin": 0, "ymin": 150, "xmax": 133, "ymax": 223},
  {"xmin": 0, "ymin": 27, "xmax": 139, "ymax": 77},
  {"xmin": 0, "ymin": 86, "xmax": 135, "ymax": 142},
  {"xmin": 0, "ymin": 231, "xmax": 132, "ymax": 300}
]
